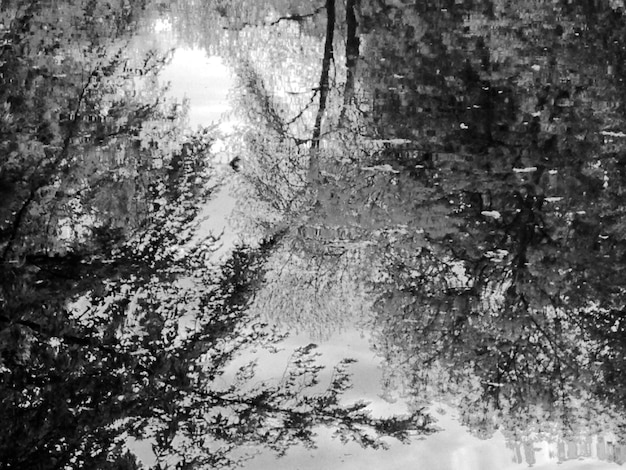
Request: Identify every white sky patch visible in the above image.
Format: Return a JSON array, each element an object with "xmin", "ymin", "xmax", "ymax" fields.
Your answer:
[
  {"xmin": 193, "ymin": 183, "xmax": 239, "ymax": 262},
  {"xmin": 481, "ymin": 210, "xmax": 502, "ymax": 220},
  {"xmin": 158, "ymin": 47, "xmax": 242, "ymax": 260},
  {"xmin": 601, "ymin": 130, "xmax": 626, "ymax": 137},
  {"xmin": 153, "ymin": 18, "xmax": 172, "ymax": 33},
  {"xmin": 160, "ymin": 49, "xmax": 233, "ymax": 129}
]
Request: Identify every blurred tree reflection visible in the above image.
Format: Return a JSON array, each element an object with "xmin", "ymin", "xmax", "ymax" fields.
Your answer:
[
  {"xmin": 170, "ymin": 0, "xmax": 626, "ymax": 444},
  {"xmin": 130, "ymin": 0, "xmax": 626, "ymax": 455},
  {"xmin": 360, "ymin": 0, "xmax": 626, "ymax": 442},
  {"xmin": 0, "ymin": 1, "xmax": 436, "ymax": 468}
]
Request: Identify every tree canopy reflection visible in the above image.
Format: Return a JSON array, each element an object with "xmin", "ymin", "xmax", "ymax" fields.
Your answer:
[
  {"xmin": 189, "ymin": 0, "xmax": 626, "ymax": 452},
  {"xmin": 0, "ymin": 1, "xmax": 432, "ymax": 469},
  {"xmin": 3, "ymin": 0, "xmax": 626, "ymax": 468}
]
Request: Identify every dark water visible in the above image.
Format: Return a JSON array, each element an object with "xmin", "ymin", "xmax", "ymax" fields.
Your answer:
[
  {"xmin": 2, "ymin": 0, "xmax": 626, "ymax": 468},
  {"xmin": 353, "ymin": 0, "xmax": 626, "ymax": 442}
]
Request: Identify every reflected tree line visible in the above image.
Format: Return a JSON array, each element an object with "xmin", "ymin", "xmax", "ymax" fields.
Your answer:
[
  {"xmin": 2, "ymin": 0, "xmax": 626, "ymax": 468},
  {"xmin": 358, "ymin": 0, "xmax": 626, "ymax": 446},
  {"xmin": 0, "ymin": 1, "xmax": 432, "ymax": 469},
  {"xmin": 196, "ymin": 0, "xmax": 626, "ymax": 455}
]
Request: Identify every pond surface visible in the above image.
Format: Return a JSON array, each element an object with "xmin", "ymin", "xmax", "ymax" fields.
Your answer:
[{"xmin": 1, "ymin": 1, "xmax": 626, "ymax": 469}]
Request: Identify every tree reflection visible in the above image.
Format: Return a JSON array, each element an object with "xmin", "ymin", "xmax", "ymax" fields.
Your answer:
[
  {"xmin": 5, "ymin": 0, "xmax": 626, "ymax": 467},
  {"xmin": 359, "ymin": 0, "xmax": 626, "ymax": 446},
  {"xmin": 166, "ymin": 0, "xmax": 626, "ymax": 453},
  {"xmin": 0, "ymin": 1, "xmax": 434, "ymax": 468}
]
